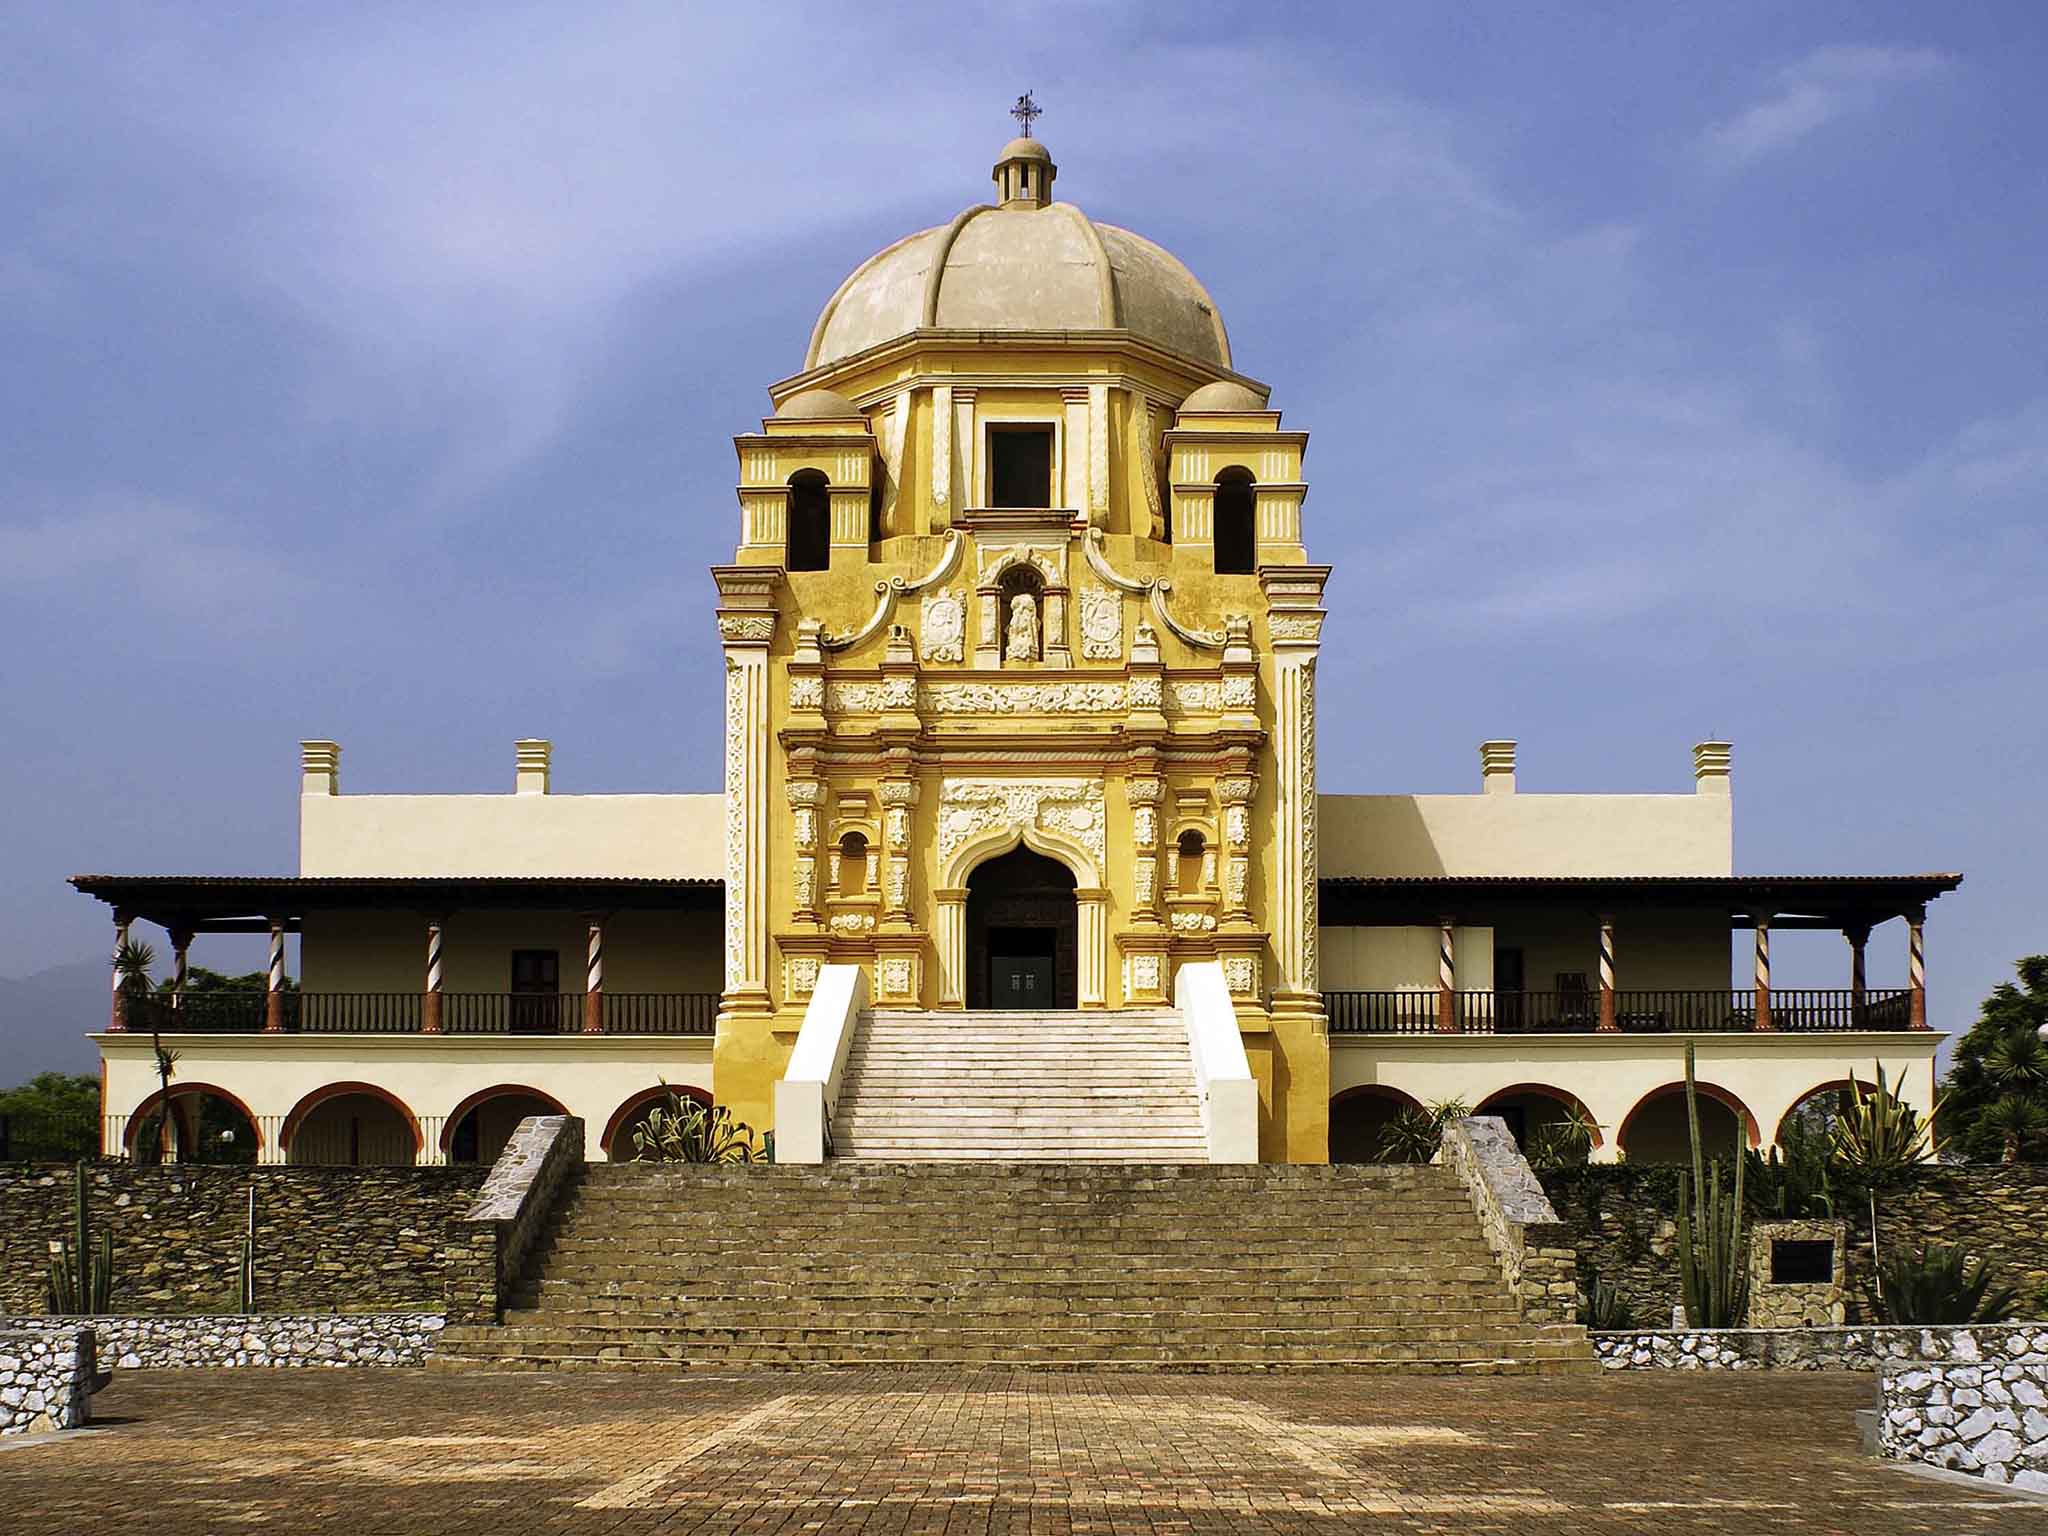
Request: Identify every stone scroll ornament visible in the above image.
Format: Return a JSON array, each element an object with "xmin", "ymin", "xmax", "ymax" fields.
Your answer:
[
  {"xmin": 1082, "ymin": 528, "xmax": 1229, "ymax": 651},
  {"xmin": 819, "ymin": 529, "xmax": 963, "ymax": 652}
]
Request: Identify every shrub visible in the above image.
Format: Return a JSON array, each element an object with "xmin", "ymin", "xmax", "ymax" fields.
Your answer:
[{"xmin": 1877, "ymin": 1243, "xmax": 2021, "ymax": 1325}]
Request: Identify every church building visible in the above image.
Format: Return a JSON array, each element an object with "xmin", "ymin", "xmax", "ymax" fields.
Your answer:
[{"xmin": 76, "ymin": 129, "xmax": 1958, "ymax": 1170}]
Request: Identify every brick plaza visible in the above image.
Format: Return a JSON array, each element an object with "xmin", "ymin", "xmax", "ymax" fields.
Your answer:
[{"xmin": 3, "ymin": 1369, "xmax": 2041, "ymax": 1532}]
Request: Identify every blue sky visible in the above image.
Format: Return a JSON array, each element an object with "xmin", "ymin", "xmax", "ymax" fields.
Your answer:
[{"xmin": 2, "ymin": 2, "xmax": 2043, "ymax": 1041}]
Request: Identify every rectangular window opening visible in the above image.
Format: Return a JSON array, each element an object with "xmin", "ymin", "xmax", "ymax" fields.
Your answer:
[{"xmin": 988, "ymin": 425, "xmax": 1054, "ymax": 509}]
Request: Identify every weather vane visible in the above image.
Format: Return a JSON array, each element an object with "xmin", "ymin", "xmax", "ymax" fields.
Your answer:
[{"xmin": 1010, "ymin": 91, "xmax": 1041, "ymax": 138}]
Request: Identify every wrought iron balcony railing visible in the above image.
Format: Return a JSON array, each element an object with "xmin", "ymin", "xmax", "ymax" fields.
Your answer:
[
  {"xmin": 121, "ymin": 992, "xmax": 718, "ymax": 1037},
  {"xmin": 1324, "ymin": 988, "xmax": 1914, "ymax": 1034}
]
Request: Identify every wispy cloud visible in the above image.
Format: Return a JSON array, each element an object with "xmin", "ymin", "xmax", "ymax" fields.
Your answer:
[{"xmin": 1702, "ymin": 45, "xmax": 1947, "ymax": 171}]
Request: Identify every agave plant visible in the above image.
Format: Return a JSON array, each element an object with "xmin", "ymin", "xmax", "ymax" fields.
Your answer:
[
  {"xmin": 1878, "ymin": 1243, "xmax": 2021, "ymax": 1325},
  {"xmin": 1828, "ymin": 1061, "xmax": 1936, "ymax": 1181},
  {"xmin": 1525, "ymin": 1108, "xmax": 1600, "ymax": 1171},
  {"xmin": 631, "ymin": 1090, "xmax": 761, "ymax": 1164},
  {"xmin": 1578, "ymin": 1271, "xmax": 1634, "ymax": 1330},
  {"xmin": 1374, "ymin": 1096, "xmax": 1471, "ymax": 1164}
]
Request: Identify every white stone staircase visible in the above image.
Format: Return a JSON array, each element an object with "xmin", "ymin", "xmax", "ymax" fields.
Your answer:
[{"xmin": 829, "ymin": 1009, "xmax": 1208, "ymax": 1161}]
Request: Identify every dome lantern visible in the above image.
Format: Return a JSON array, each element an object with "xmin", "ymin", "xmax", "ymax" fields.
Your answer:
[{"xmin": 992, "ymin": 136, "xmax": 1056, "ymax": 209}]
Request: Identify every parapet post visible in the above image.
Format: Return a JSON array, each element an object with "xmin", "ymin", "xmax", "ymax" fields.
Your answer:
[
  {"xmin": 300, "ymin": 740, "xmax": 340, "ymax": 796},
  {"xmin": 1693, "ymin": 739, "xmax": 1732, "ymax": 795},
  {"xmin": 514, "ymin": 739, "xmax": 551, "ymax": 795},
  {"xmin": 1480, "ymin": 740, "xmax": 1517, "ymax": 794}
]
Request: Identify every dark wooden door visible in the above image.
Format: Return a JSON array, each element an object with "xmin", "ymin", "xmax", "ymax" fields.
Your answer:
[{"xmin": 509, "ymin": 949, "xmax": 560, "ymax": 1035}]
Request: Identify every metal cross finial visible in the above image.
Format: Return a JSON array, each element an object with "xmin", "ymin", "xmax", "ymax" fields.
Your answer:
[{"xmin": 1010, "ymin": 91, "xmax": 1041, "ymax": 138}]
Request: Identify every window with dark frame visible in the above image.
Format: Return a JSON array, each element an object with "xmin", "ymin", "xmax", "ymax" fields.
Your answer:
[{"xmin": 988, "ymin": 424, "xmax": 1054, "ymax": 509}]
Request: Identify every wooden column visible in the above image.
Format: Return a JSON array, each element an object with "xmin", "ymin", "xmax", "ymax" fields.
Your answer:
[
  {"xmin": 1907, "ymin": 907, "xmax": 1928, "ymax": 1030},
  {"xmin": 422, "ymin": 918, "xmax": 445, "ymax": 1034},
  {"xmin": 1845, "ymin": 921, "xmax": 1870, "ymax": 1028},
  {"xmin": 583, "ymin": 917, "xmax": 605, "ymax": 1035},
  {"xmin": 108, "ymin": 910, "xmax": 132, "ymax": 1032},
  {"xmin": 1751, "ymin": 915, "xmax": 1775, "ymax": 1032},
  {"xmin": 1437, "ymin": 917, "xmax": 1459, "ymax": 1034},
  {"xmin": 264, "ymin": 920, "xmax": 287, "ymax": 1034},
  {"xmin": 1597, "ymin": 915, "xmax": 1618, "ymax": 1032}
]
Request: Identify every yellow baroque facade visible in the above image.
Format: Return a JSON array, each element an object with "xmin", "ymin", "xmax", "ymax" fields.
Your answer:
[{"xmin": 712, "ymin": 136, "xmax": 1330, "ymax": 1159}]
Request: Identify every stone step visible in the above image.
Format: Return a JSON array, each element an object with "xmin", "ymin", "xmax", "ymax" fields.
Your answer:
[{"xmin": 430, "ymin": 1352, "xmax": 1595, "ymax": 1376}]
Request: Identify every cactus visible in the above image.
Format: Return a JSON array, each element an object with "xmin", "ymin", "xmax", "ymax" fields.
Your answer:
[
  {"xmin": 1674, "ymin": 1043, "xmax": 1748, "ymax": 1328},
  {"xmin": 45, "ymin": 1161, "xmax": 113, "ymax": 1314}
]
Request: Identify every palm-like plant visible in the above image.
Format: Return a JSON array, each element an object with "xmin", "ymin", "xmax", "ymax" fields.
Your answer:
[
  {"xmin": 1525, "ymin": 1107, "xmax": 1600, "ymax": 1171},
  {"xmin": 1984, "ymin": 1030, "xmax": 2048, "ymax": 1095},
  {"xmin": 1979, "ymin": 1094, "xmax": 2048, "ymax": 1165}
]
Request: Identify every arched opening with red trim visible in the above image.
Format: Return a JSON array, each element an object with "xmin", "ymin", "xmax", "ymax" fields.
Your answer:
[
  {"xmin": 1328, "ymin": 1085, "xmax": 1425, "ymax": 1165},
  {"xmin": 282, "ymin": 1082, "xmax": 421, "ymax": 1167},
  {"xmin": 1618, "ymin": 1082, "xmax": 1760, "ymax": 1164},
  {"xmin": 603, "ymin": 1084, "xmax": 714, "ymax": 1161},
  {"xmin": 1476, "ymin": 1083, "xmax": 1604, "ymax": 1156},
  {"xmin": 125, "ymin": 1082, "xmax": 262, "ymax": 1165},
  {"xmin": 441, "ymin": 1085, "xmax": 569, "ymax": 1166},
  {"xmin": 1772, "ymin": 1079, "xmax": 1879, "ymax": 1147}
]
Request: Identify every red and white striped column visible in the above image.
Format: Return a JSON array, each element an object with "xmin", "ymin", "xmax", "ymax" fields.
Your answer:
[
  {"xmin": 170, "ymin": 929, "xmax": 192, "ymax": 1018},
  {"xmin": 422, "ymin": 919, "xmax": 445, "ymax": 1034},
  {"xmin": 108, "ymin": 910, "xmax": 132, "ymax": 1032},
  {"xmin": 264, "ymin": 920, "xmax": 287, "ymax": 1034},
  {"xmin": 583, "ymin": 917, "xmax": 605, "ymax": 1035},
  {"xmin": 1436, "ymin": 917, "xmax": 1458, "ymax": 1034},
  {"xmin": 1751, "ymin": 915, "xmax": 1775, "ymax": 1032},
  {"xmin": 1907, "ymin": 907, "xmax": 1928, "ymax": 1030},
  {"xmin": 1597, "ymin": 915, "xmax": 1618, "ymax": 1032}
]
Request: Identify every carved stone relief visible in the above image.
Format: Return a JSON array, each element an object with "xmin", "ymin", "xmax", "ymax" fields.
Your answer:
[
  {"xmin": 920, "ymin": 588, "xmax": 966, "ymax": 663},
  {"xmin": 937, "ymin": 778, "xmax": 1106, "ymax": 880},
  {"xmin": 1078, "ymin": 583, "xmax": 1121, "ymax": 660}
]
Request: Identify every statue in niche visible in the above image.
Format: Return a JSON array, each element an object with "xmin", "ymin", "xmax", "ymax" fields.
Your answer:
[{"xmin": 1005, "ymin": 593, "xmax": 1040, "ymax": 663}]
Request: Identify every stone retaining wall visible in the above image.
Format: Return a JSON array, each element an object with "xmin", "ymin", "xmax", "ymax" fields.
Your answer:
[
  {"xmin": 1593, "ymin": 1323, "xmax": 2048, "ymax": 1372},
  {"xmin": 0, "ymin": 1164, "xmax": 487, "ymax": 1314},
  {"xmin": 1545, "ymin": 1164, "xmax": 2048, "ymax": 1325},
  {"xmin": 0, "ymin": 1324, "xmax": 96, "ymax": 1435},
  {"xmin": 1880, "ymin": 1357, "xmax": 2048, "ymax": 1490},
  {"xmin": 0, "ymin": 1314, "xmax": 444, "ymax": 1378},
  {"xmin": 1439, "ymin": 1117, "xmax": 1580, "ymax": 1325},
  {"xmin": 446, "ymin": 1116, "xmax": 584, "ymax": 1326}
]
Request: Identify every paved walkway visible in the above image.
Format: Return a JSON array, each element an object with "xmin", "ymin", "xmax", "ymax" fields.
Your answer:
[{"xmin": 1, "ymin": 1369, "xmax": 2039, "ymax": 1531}]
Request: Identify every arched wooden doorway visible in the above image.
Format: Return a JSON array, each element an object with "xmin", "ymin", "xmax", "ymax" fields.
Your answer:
[{"xmin": 966, "ymin": 846, "xmax": 1078, "ymax": 1009}]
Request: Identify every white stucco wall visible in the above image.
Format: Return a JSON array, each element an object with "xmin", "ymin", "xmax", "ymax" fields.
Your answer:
[
  {"xmin": 1329, "ymin": 1032, "xmax": 1942, "ymax": 1162},
  {"xmin": 96, "ymin": 1034, "xmax": 714, "ymax": 1164},
  {"xmin": 299, "ymin": 792, "xmax": 723, "ymax": 878},
  {"xmin": 1321, "ymin": 926, "xmax": 1495, "ymax": 990},
  {"xmin": 1319, "ymin": 793, "xmax": 1733, "ymax": 878}
]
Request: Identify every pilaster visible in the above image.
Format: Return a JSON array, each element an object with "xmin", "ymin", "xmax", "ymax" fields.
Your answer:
[
  {"xmin": 713, "ymin": 564, "xmax": 781, "ymax": 1023},
  {"xmin": 1261, "ymin": 565, "xmax": 1329, "ymax": 1025}
]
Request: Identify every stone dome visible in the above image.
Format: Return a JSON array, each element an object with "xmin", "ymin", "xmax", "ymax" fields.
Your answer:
[
  {"xmin": 804, "ymin": 138, "xmax": 1232, "ymax": 372},
  {"xmin": 775, "ymin": 386, "xmax": 861, "ymax": 420},
  {"xmin": 1179, "ymin": 380, "xmax": 1268, "ymax": 413}
]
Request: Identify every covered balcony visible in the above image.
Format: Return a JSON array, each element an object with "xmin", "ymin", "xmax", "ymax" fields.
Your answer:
[
  {"xmin": 71, "ymin": 874, "xmax": 722, "ymax": 1038},
  {"xmin": 1320, "ymin": 873, "xmax": 1960, "ymax": 1037}
]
